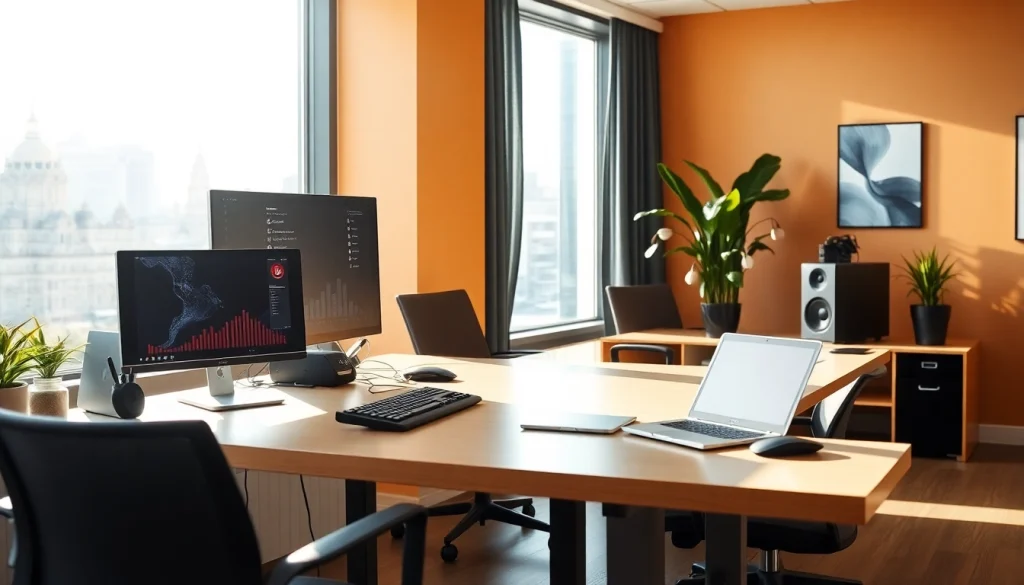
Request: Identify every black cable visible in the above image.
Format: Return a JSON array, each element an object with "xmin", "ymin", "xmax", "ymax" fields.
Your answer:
[
  {"xmin": 299, "ymin": 475, "xmax": 319, "ymax": 577},
  {"xmin": 243, "ymin": 469, "xmax": 249, "ymax": 509}
]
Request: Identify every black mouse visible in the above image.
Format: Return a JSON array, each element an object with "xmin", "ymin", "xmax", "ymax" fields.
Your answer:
[
  {"xmin": 749, "ymin": 436, "xmax": 823, "ymax": 458},
  {"xmin": 402, "ymin": 365, "xmax": 457, "ymax": 383}
]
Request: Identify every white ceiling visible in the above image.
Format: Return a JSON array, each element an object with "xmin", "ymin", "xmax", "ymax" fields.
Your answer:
[{"xmin": 609, "ymin": 0, "xmax": 849, "ymax": 18}]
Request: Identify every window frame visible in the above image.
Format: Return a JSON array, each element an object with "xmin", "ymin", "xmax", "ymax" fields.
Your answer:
[
  {"xmin": 513, "ymin": 2, "xmax": 609, "ymax": 348},
  {"xmin": 24, "ymin": 0, "xmax": 334, "ymax": 387}
]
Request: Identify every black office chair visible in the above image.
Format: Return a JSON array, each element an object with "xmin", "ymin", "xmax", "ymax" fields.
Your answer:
[
  {"xmin": 394, "ymin": 290, "xmax": 549, "ymax": 562},
  {"xmin": 605, "ymin": 284, "xmax": 683, "ymax": 365},
  {"xmin": 674, "ymin": 367, "xmax": 888, "ymax": 585},
  {"xmin": 0, "ymin": 410, "xmax": 427, "ymax": 585}
]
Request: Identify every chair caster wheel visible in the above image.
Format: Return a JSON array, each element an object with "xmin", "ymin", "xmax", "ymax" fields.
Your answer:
[
  {"xmin": 522, "ymin": 503, "xmax": 536, "ymax": 517},
  {"xmin": 441, "ymin": 543, "xmax": 459, "ymax": 563},
  {"xmin": 390, "ymin": 525, "xmax": 405, "ymax": 539}
]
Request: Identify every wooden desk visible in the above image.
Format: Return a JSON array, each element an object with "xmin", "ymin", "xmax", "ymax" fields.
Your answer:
[
  {"xmin": 600, "ymin": 329, "xmax": 979, "ymax": 461},
  {"xmin": 71, "ymin": 354, "xmax": 910, "ymax": 585}
]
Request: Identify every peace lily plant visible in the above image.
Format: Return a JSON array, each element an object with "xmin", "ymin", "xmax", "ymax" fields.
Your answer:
[{"xmin": 635, "ymin": 154, "xmax": 790, "ymax": 336}]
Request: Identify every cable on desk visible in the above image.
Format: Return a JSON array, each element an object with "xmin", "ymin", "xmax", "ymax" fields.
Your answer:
[
  {"xmin": 299, "ymin": 475, "xmax": 319, "ymax": 577},
  {"xmin": 356, "ymin": 359, "xmax": 417, "ymax": 394},
  {"xmin": 244, "ymin": 469, "xmax": 249, "ymax": 509}
]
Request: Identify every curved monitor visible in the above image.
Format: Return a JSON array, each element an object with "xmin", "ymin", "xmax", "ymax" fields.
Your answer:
[
  {"xmin": 115, "ymin": 249, "xmax": 307, "ymax": 373},
  {"xmin": 209, "ymin": 191, "xmax": 382, "ymax": 345}
]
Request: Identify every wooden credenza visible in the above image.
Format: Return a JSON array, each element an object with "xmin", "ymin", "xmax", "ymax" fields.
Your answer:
[{"xmin": 599, "ymin": 330, "xmax": 979, "ymax": 462}]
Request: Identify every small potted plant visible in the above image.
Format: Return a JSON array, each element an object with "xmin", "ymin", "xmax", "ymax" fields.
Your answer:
[
  {"xmin": 636, "ymin": 154, "xmax": 790, "ymax": 337},
  {"xmin": 900, "ymin": 248, "xmax": 958, "ymax": 346},
  {"xmin": 0, "ymin": 320, "xmax": 42, "ymax": 413},
  {"xmin": 29, "ymin": 322, "xmax": 83, "ymax": 418}
]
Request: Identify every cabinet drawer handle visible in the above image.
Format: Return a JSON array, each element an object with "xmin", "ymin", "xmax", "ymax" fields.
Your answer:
[
  {"xmin": 921, "ymin": 362, "xmax": 938, "ymax": 369},
  {"xmin": 918, "ymin": 385, "xmax": 940, "ymax": 392}
]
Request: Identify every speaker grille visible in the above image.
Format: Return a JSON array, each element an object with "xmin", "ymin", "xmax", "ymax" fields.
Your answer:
[{"xmin": 804, "ymin": 297, "xmax": 832, "ymax": 332}]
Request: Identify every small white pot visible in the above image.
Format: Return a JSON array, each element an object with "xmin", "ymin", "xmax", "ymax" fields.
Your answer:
[{"xmin": 30, "ymin": 377, "xmax": 69, "ymax": 418}]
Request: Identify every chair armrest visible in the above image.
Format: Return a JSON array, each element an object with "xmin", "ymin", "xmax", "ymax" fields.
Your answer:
[
  {"xmin": 609, "ymin": 343, "xmax": 674, "ymax": 365},
  {"xmin": 0, "ymin": 496, "xmax": 11, "ymax": 520},
  {"xmin": 491, "ymin": 350, "xmax": 544, "ymax": 359},
  {"xmin": 791, "ymin": 416, "xmax": 813, "ymax": 427},
  {"xmin": 266, "ymin": 503, "xmax": 427, "ymax": 585}
]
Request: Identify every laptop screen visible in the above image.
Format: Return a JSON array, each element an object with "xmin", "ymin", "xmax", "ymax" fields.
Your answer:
[{"xmin": 689, "ymin": 334, "xmax": 822, "ymax": 434}]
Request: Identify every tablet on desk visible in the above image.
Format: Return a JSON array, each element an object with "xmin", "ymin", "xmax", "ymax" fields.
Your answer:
[{"xmin": 520, "ymin": 413, "xmax": 636, "ymax": 434}]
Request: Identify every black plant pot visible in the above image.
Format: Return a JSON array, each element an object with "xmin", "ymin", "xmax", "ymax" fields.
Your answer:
[
  {"xmin": 911, "ymin": 304, "xmax": 951, "ymax": 346},
  {"xmin": 701, "ymin": 303, "xmax": 742, "ymax": 338}
]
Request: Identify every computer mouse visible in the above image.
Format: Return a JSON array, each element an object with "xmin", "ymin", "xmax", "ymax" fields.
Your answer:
[
  {"xmin": 749, "ymin": 436, "xmax": 823, "ymax": 458},
  {"xmin": 401, "ymin": 365, "xmax": 457, "ymax": 383}
]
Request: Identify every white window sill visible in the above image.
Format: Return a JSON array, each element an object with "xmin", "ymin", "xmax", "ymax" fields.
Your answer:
[{"xmin": 510, "ymin": 319, "xmax": 605, "ymax": 350}]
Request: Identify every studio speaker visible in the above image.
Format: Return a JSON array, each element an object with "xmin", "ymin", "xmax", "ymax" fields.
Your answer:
[{"xmin": 800, "ymin": 263, "xmax": 890, "ymax": 343}]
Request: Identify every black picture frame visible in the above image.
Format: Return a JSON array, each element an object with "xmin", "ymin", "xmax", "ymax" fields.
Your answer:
[
  {"xmin": 837, "ymin": 121, "xmax": 924, "ymax": 229},
  {"xmin": 1016, "ymin": 116, "xmax": 1024, "ymax": 240}
]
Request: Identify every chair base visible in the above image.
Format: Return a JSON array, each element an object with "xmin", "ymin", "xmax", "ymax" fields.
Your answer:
[
  {"xmin": 677, "ymin": 559, "xmax": 861, "ymax": 585},
  {"xmin": 391, "ymin": 492, "xmax": 549, "ymax": 562}
]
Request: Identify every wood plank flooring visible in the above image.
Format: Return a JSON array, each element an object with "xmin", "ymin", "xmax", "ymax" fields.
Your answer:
[{"xmin": 302, "ymin": 444, "xmax": 1024, "ymax": 584}]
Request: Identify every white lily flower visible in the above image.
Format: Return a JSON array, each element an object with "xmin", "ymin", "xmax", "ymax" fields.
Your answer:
[
  {"xmin": 644, "ymin": 242, "xmax": 659, "ymax": 258},
  {"xmin": 741, "ymin": 254, "xmax": 755, "ymax": 270},
  {"xmin": 771, "ymin": 227, "xmax": 785, "ymax": 241},
  {"xmin": 684, "ymin": 264, "xmax": 699, "ymax": 286},
  {"xmin": 656, "ymin": 227, "xmax": 673, "ymax": 241}
]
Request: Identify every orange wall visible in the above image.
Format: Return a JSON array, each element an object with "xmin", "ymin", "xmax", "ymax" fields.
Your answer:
[
  {"xmin": 416, "ymin": 0, "xmax": 486, "ymax": 320},
  {"xmin": 660, "ymin": 0, "xmax": 1024, "ymax": 425}
]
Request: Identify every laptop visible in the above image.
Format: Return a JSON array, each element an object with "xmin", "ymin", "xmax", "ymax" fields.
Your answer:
[
  {"xmin": 520, "ymin": 412, "xmax": 636, "ymax": 434},
  {"xmin": 623, "ymin": 334, "xmax": 823, "ymax": 450},
  {"xmin": 78, "ymin": 330, "xmax": 124, "ymax": 418}
]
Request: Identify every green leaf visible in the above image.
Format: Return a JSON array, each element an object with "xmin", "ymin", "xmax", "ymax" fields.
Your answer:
[
  {"xmin": 632, "ymin": 208, "xmax": 696, "ymax": 236},
  {"xmin": 665, "ymin": 245, "xmax": 699, "ymax": 257},
  {"xmin": 684, "ymin": 161, "xmax": 724, "ymax": 199},
  {"xmin": 750, "ymin": 189, "xmax": 790, "ymax": 203},
  {"xmin": 723, "ymin": 188, "xmax": 741, "ymax": 211},
  {"xmin": 658, "ymin": 163, "xmax": 706, "ymax": 229},
  {"xmin": 726, "ymin": 271, "xmax": 744, "ymax": 287},
  {"xmin": 732, "ymin": 154, "xmax": 781, "ymax": 202}
]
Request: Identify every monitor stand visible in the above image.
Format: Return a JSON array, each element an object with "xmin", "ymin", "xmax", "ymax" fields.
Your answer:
[{"xmin": 177, "ymin": 366, "xmax": 286, "ymax": 412}]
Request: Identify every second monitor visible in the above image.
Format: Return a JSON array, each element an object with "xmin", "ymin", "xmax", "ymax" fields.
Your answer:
[{"xmin": 210, "ymin": 191, "xmax": 382, "ymax": 345}]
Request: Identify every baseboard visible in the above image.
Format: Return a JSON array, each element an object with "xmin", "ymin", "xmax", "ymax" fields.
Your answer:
[
  {"xmin": 979, "ymin": 424, "xmax": 1024, "ymax": 446},
  {"xmin": 376, "ymin": 488, "xmax": 464, "ymax": 511}
]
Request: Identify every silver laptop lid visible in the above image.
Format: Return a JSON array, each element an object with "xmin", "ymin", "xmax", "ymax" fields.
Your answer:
[{"xmin": 688, "ymin": 334, "xmax": 822, "ymax": 435}]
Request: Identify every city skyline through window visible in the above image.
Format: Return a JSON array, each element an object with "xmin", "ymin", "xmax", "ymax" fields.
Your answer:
[
  {"xmin": 0, "ymin": 0, "xmax": 303, "ymax": 353},
  {"xmin": 512, "ymin": 19, "xmax": 599, "ymax": 333}
]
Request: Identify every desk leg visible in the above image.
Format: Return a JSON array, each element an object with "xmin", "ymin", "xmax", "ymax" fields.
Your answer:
[
  {"xmin": 704, "ymin": 513, "xmax": 746, "ymax": 585},
  {"xmin": 604, "ymin": 505, "xmax": 664, "ymax": 585},
  {"xmin": 549, "ymin": 499, "xmax": 585, "ymax": 585},
  {"xmin": 345, "ymin": 479, "xmax": 377, "ymax": 585}
]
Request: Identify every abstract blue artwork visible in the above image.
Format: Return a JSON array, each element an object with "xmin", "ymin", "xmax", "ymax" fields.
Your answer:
[{"xmin": 838, "ymin": 122, "xmax": 923, "ymax": 228}]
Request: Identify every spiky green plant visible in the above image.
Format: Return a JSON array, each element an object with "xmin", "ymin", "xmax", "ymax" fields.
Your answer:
[
  {"xmin": 900, "ymin": 248, "xmax": 958, "ymax": 306},
  {"xmin": 0, "ymin": 320, "xmax": 42, "ymax": 388},
  {"xmin": 29, "ymin": 320, "xmax": 83, "ymax": 379}
]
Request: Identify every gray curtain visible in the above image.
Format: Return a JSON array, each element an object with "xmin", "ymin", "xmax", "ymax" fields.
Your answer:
[
  {"xmin": 485, "ymin": 0, "xmax": 524, "ymax": 354},
  {"xmin": 599, "ymin": 18, "xmax": 663, "ymax": 331}
]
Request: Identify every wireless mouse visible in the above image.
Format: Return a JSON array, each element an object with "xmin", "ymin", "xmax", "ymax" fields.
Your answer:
[
  {"xmin": 401, "ymin": 365, "xmax": 457, "ymax": 383},
  {"xmin": 749, "ymin": 436, "xmax": 823, "ymax": 458}
]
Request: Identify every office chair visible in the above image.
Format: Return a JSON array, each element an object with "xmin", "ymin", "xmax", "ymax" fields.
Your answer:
[
  {"xmin": 0, "ymin": 410, "xmax": 427, "ymax": 585},
  {"xmin": 605, "ymin": 284, "xmax": 683, "ymax": 364},
  {"xmin": 394, "ymin": 290, "xmax": 549, "ymax": 562},
  {"xmin": 674, "ymin": 367, "xmax": 888, "ymax": 585}
]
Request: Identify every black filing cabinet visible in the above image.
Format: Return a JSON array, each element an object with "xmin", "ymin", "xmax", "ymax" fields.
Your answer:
[{"xmin": 895, "ymin": 353, "xmax": 963, "ymax": 458}]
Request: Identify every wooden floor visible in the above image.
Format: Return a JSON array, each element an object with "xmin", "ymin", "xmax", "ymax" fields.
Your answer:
[{"xmin": 304, "ymin": 444, "xmax": 1024, "ymax": 584}]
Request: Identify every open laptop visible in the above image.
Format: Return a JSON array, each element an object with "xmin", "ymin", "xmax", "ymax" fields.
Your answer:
[{"xmin": 623, "ymin": 334, "xmax": 822, "ymax": 450}]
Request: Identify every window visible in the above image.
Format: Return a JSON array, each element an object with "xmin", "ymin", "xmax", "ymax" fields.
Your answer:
[
  {"xmin": 512, "ymin": 17, "xmax": 600, "ymax": 333},
  {"xmin": 0, "ymin": 0, "xmax": 317, "ymax": 353}
]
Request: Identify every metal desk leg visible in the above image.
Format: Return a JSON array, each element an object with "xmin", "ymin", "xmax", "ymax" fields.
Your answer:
[
  {"xmin": 604, "ymin": 505, "xmax": 664, "ymax": 585},
  {"xmin": 704, "ymin": 513, "xmax": 746, "ymax": 585},
  {"xmin": 549, "ymin": 499, "xmax": 586, "ymax": 585},
  {"xmin": 345, "ymin": 480, "xmax": 377, "ymax": 585}
]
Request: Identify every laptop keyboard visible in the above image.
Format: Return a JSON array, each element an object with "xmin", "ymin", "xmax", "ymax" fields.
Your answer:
[{"xmin": 665, "ymin": 419, "xmax": 765, "ymax": 440}]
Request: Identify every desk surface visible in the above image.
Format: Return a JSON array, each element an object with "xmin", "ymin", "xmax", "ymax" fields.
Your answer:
[
  {"xmin": 71, "ymin": 353, "xmax": 908, "ymax": 525},
  {"xmin": 601, "ymin": 328, "xmax": 979, "ymax": 355}
]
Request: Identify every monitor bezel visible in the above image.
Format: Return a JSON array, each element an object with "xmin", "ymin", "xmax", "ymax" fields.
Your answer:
[
  {"xmin": 115, "ymin": 249, "xmax": 308, "ymax": 374},
  {"xmin": 208, "ymin": 189, "xmax": 383, "ymax": 345}
]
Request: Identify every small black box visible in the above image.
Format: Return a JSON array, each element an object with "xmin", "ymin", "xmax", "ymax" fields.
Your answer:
[{"xmin": 269, "ymin": 349, "xmax": 356, "ymax": 387}]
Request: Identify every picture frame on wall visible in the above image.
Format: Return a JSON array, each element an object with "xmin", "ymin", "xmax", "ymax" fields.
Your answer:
[
  {"xmin": 838, "ymin": 121, "xmax": 924, "ymax": 228},
  {"xmin": 1016, "ymin": 116, "xmax": 1024, "ymax": 240}
]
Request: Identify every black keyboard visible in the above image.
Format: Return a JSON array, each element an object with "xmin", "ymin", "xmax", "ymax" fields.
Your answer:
[
  {"xmin": 665, "ymin": 419, "xmax": 764, "ymax": 440},
  {"xmin": 335, "ymin": 386, "xmax": 481, "ymax": 431}
]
